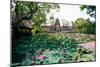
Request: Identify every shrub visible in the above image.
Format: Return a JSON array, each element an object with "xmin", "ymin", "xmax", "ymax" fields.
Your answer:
[{"xmin": 74, "ymin": 18, "xmax": 95, "ymax": 34}]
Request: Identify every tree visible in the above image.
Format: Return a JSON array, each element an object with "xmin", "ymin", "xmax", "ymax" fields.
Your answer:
[
  {"xmin": 11, "ymin": 1, "xmax": 60, "ymax": 35},
  {"xmin": 74, "ymin": 18, "xmax": 95, "ymax": 34},
  {"xmin": 74, "ymin": 18, "xmax": 89, "ymax": 33},
  {"xmin": 80, "ymin": 5, "xmax": 96, "ymax": 18}
]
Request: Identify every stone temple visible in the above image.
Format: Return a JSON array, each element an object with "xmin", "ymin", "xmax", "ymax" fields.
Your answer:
[{"xmin": 41, "ymin": 18, "xmax": 74, "ymax": 32}]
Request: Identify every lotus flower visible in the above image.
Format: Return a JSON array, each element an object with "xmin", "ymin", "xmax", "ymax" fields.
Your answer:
[{"xmin": 36, "ymin": 55, "xmax": 47, "ymax": 61}]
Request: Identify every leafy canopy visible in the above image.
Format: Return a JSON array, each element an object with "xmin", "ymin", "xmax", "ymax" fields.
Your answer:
[
  {"xmin": 80, "ymin": 5, "xmax": 96, "ymax": 18},
  {"xmin": 74, "ymin": 18, "xmax": 95, "ymax": 34},
  {"xmin": 12, "ymin": 1, "xmax": 60, "ymax": 33}
]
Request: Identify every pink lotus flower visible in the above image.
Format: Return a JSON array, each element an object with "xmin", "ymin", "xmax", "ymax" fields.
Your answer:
[{"xmin": 36, "ymin": 55, "xmax": 47, "ymax": 61}]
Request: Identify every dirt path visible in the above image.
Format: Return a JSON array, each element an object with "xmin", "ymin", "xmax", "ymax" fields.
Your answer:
[{"xmin": 80, "ymin": 41, "xmax": 96, "ymax": 53}]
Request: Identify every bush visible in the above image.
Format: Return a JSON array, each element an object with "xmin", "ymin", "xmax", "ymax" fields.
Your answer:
[{"xmin": 74, "ymin": 18, "xmax": 95, "ymax": 34}]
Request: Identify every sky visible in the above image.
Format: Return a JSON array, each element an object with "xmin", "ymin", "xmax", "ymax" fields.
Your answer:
[{"xmin": 46, "ymin": 4, "xmax": 95, "ymax": 26}]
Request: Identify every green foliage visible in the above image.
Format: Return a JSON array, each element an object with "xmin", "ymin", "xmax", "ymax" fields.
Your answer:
[
  {"xmin": 78, "ymin": 54, "xmax": 95, "ymax": 62},
  {"xmin": 80, "ymin": 5, "xmax": 96, "ymax": 18},
  {"xmin": 12, "ymin": 33, "xmax": 95, "ymax": 65},
  {"xmin": 12, "ymin": 1, "xmax": 60, "ymax": 35},
  {"xmin": 74, "ymin": 18, "xmax": 89, "ymax": 33},
  {"xmin": 43, "ymin": 49, "xmax": 62, "ymax": 64},
  {"xmin": 15, "ymin": 1, "xmax": 38, "ymax": 16},
  {"xmin": 74, "ymin": 18, "xmax": 95, "ymax": 34}
]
